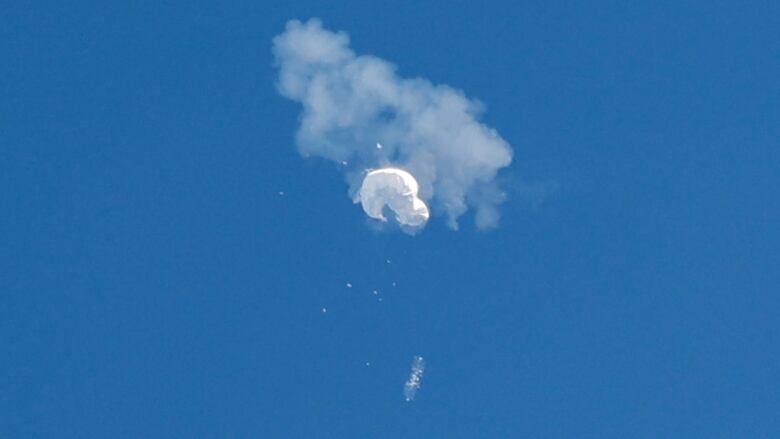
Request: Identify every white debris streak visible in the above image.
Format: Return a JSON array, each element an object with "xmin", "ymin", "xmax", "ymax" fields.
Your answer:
[{"xmin": 403, "ymin": 356, "xmax": 425, "ymax": 401}]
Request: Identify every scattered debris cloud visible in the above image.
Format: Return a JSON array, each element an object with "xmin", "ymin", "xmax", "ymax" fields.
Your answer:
[
  {"xmin": 273, "ymin": 19, "xmax": 513, "ymax": 229},
  {"xmin": 403, "ymin": 356, "xmax": 425, "ymax": 401},
  {"xmin": 357, "ymin": 167, "xmax": 429, "ymax": 228}
]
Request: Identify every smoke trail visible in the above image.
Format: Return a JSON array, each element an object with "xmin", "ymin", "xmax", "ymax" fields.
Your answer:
[
  {"xmin": 273, "ymin": 19, "xmax": 513, "ymax": 229},
  {"xmin": 403, "ymin": 355, "xmax": 425, "ymax": 401}
]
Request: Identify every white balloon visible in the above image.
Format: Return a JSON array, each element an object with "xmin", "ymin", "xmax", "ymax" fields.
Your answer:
[{"xmin": 357, "ymin": 168, "xmax": 430, "ymax": 227}]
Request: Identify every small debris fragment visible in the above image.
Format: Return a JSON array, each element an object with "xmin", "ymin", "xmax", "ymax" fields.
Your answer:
[{"xmin": 346, "ymin": 283, "xmax": 352, "ymax": 288}]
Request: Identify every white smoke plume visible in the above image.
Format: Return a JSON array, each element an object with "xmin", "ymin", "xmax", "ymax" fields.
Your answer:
[
  {"xmin": 403, "ymin": 356, "xmax": 425, "ymax": 401},
  {"xmin": 273, "ymin": 19, "xmax": 513, "ymax": 229}
]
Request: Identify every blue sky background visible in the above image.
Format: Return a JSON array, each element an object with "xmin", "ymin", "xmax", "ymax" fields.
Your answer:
[{"xmin": 2, "ymin": 1, "xmax": 778, "ymax": 437}]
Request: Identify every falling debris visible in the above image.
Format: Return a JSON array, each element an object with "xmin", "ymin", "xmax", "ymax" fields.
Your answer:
[
  {"xmin": 278, "ymin": 191, "xmax": 284, "ymax": 196},
  {"xmin": 321, "ymin": 307, "xmax": 327, "ymax": 313},
  {"xmin": 376, "ymin": 143, "xmax": 383, "ymax": 149},
  {"xmin": 403, "ymin": 356, "xmax": 425, "ymax": 401},
  {"xmin": 346, "ymin": 283, "xmax": 352, "ymax": 288},
  {"xmin": 365, "ymin": 362, "xmax": 371, "ymax": 367},
  {"xmin": 386, "ymin": 259, "xmax": 391, "ymax": 264},
  {"xmin": 372, "ymin": 289, "xmax": 379, "ymax": 295}
]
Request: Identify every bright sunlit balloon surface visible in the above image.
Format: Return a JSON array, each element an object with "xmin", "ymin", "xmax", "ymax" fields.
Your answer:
[{"xmin": 356, "ymin": 168, "xmax": 430, "ymax": 227}]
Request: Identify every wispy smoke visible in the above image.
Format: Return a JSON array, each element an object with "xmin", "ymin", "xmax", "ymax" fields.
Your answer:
[
  {"xmin": 403, "ymin": 356, "xmax": 425, "ymax": 401},
  {"xmin": 273, "ymin": 19, "xmax": 513, "ymax": 229}
]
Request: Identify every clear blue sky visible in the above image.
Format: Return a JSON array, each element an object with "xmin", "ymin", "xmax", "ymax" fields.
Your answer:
[{"xmin": 2, "ymin": 1, "xmax": 778, "ymax": 437}]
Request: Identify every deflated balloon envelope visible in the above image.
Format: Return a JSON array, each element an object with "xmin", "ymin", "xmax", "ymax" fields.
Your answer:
[{"xmin": 357, "ymin": 168, "xmax": 430, "ymax": 227}]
